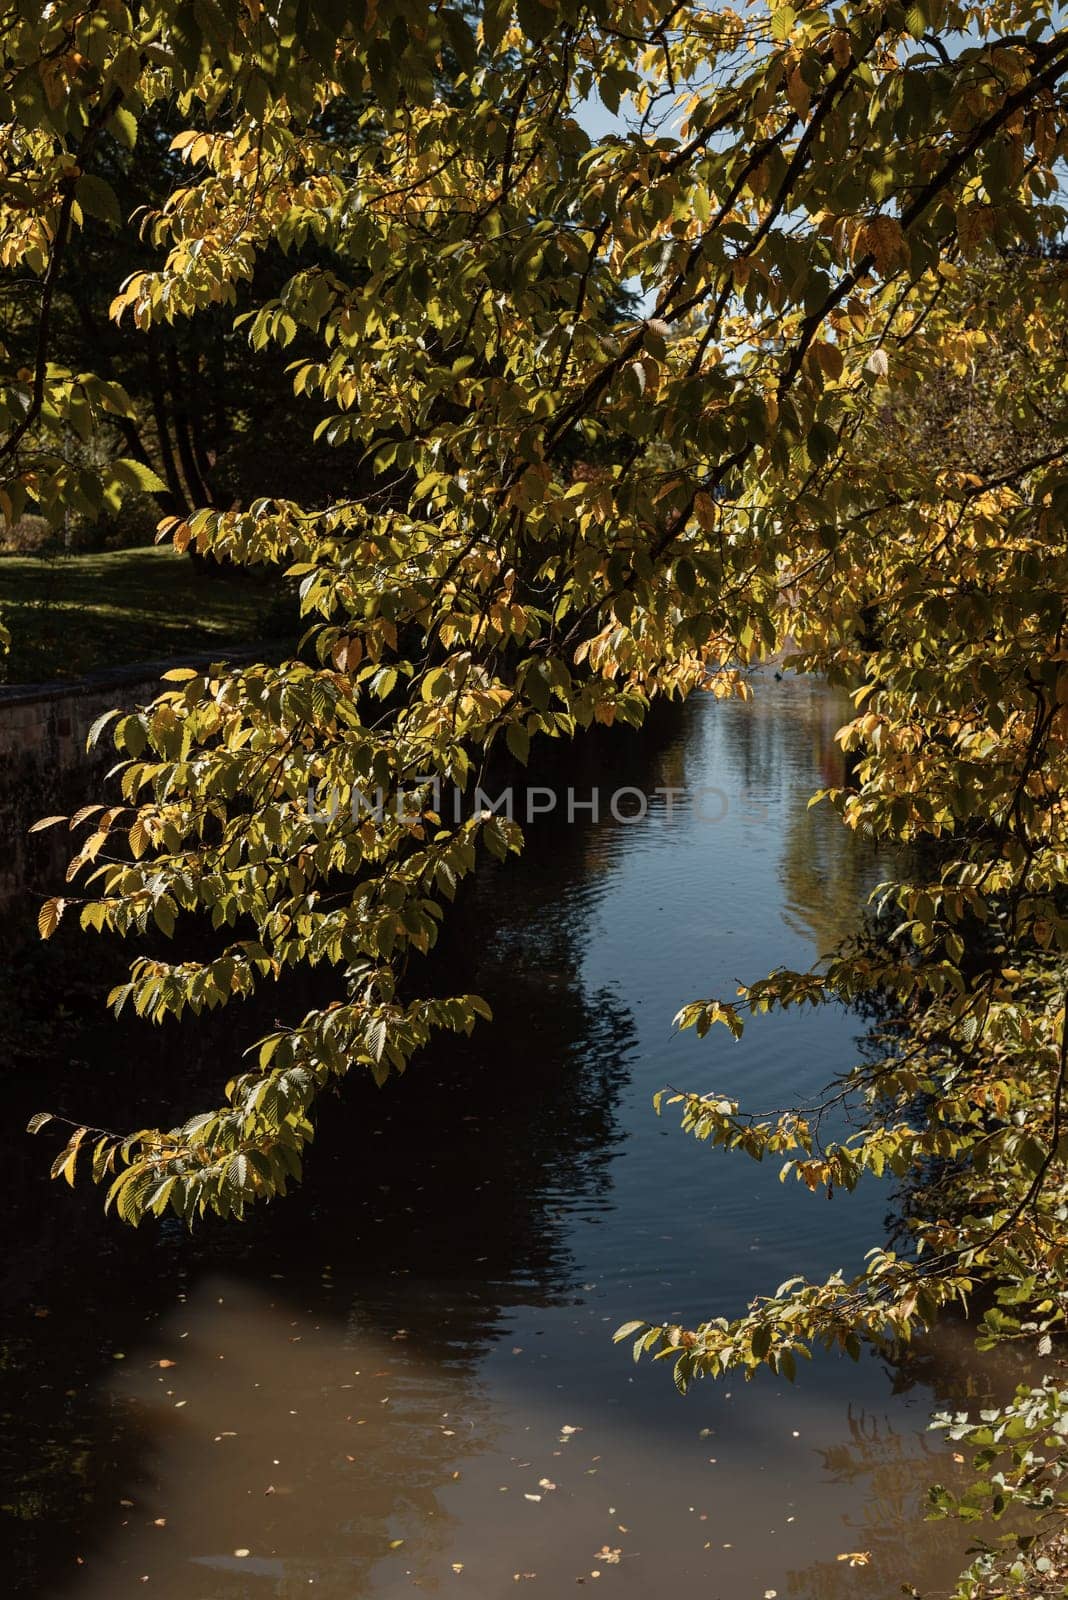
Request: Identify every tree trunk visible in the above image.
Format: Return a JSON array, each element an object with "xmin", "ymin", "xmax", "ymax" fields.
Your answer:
[
  {"xmin": 70, "ymin": 288, "xmax": 183, "ymax": 518},
  {"xmin": 165, "ymin": 342, "xmax": 214, "ymax": 508},
  {"xmin": 147, "ymin": 332, "xmax": 191, "ymax": 516}
]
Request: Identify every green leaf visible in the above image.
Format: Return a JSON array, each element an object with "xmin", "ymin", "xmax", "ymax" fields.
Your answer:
[
  {"xmin": 110, "ymin": 458, "xmax": 168, "ymax": 494},
  {"xmin": 770, "ymin": 4, "xmax": 796, "ymax": 42},
  {"xmin": 86, "ymin": 709, "xmax": 120, "ymax": 749},
  {"xmin": 505, "ymin": 722, "xmax": 530, "ymax": 764},
  {"xmin": 76, "ymin": 174, "xmax": 122, "ymax": 226}
]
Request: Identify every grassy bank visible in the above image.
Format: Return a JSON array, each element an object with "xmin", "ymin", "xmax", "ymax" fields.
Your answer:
[{"xmin": 0, "ymin": 545, "xmax": 290, "ymax": 683}]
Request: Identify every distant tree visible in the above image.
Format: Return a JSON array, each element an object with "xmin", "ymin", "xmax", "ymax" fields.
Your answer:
[{"xmin": 0, "ymin": 98, "xmax": 386, "ymax": 539}]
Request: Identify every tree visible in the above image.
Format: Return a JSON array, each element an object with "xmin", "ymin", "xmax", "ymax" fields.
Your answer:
[
  {"xmin": 0, "ymin": 93, "xmax": 389, "ymax": 539},
  {"xmin": 8, "ymin": 4, "xmax": 1068, "ymax": 1551}
]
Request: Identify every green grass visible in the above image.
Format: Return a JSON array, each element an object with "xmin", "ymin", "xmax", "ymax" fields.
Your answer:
[{"xmin": 0, "ymin": 545, "xmax": 291, "ymax": 683}]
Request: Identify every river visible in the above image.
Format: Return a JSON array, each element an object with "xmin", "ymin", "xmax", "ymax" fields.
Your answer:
[{"xmin": 1, "ymin": 672, "xmax": 996, "ymax": 1597}]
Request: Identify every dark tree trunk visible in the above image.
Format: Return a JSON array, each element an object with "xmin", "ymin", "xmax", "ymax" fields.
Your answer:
[
  {"xmin": 69, "ymin": 288, "xmax": 183, "ymax": 519},
  {"xmin": 188, "ymin": 347, "xmax": 216, "ymax": 485},
  {"xmin": 165, "ymin": 342, "xmax": 214, "ymax": 508},
  {"xmin": 147, "ymin": 332, "xmax": 190, "ymax": 516}
]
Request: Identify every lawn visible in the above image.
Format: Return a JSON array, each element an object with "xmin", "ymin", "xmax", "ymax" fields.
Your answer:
[{"xmin": 0, "ymin": 545, "xmax": 292, "ymax": 684}]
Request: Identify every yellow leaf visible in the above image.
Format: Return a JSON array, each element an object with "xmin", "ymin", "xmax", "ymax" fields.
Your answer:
[
  {"xmin": 814, "ymin": 341, "xmax": 844, "ymax": 381},
  {"xmin": 786, "ymin": 69, "xmax": 810, "ymax": 117},
  {"xmin": 857, "ymin": 215, "xmax": 907, "ymax": 274}
]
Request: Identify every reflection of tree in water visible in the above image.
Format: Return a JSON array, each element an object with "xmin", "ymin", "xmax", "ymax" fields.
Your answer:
[
  {"xmin": 784, "ymin": 1327, "xmax": 1030, "ymax": 1600},
  {"xmin": 758, "ymin": 680, "xmax": 883, "ymax": 956},
  {"xmin": 777, "ymin": 790, "xmax": 882, "ymax": 957},
  {"xmin": 709, "ymin": 672, "xmax": 848, "ymax": 796},
  {"xmin": 230, "ymin": 726, "xmax": 653, "ymax": 1306},
  {"xmin": 776, "ymin": 956, "xmax": 1029, "ymax": 1600},
  {"xmin": 1, "ymin": 708, "xmax": 689, "ymax": 1595},
  {"xmin": 73, "ymin": 1277, "xmax": 507, "ymax": 1600},
  {"xmin": 714, "ymin": 682, "xmax": 994, "ymax": 1599},
  {"xmin": 785, "ymin": 1406, "xmax": 959, "ymax": 1600},
  {"xmin": 667, "ymin": 671, "xmax": 883, "ymax": 956}
]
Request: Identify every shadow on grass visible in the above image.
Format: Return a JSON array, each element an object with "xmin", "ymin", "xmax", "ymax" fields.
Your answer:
[{"xmin": 0, "ymin": 546, "xmax": 294, "ymax": 682}]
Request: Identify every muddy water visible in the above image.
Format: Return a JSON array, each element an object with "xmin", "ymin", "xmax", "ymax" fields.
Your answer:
[{"xmin": 4, "ymin": 675, "xmax": 995, "ymax": 1598}]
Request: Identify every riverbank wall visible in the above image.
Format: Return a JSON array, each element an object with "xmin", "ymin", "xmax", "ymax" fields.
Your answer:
[{"xmin": 0, "ymin": 651, "xmax": 261, "ymax": 928}]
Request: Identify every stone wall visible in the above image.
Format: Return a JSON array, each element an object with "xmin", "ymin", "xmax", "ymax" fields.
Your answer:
[{"xmin": 0, "ymin": 651, "xmax": 261, "ymax": 930}]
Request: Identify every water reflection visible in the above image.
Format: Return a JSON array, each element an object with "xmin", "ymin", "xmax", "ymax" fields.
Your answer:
[
  {"xmin": 786, "ymin": 1410, "xmax": 950, "ymax": 1600},
  {"xmin": 1, "ymin": 676, "xmax": 992, "ymax": 1598},
  {"xmin": 73, "ymin": 1278, "xmax": 502, "ymax": 1597}
]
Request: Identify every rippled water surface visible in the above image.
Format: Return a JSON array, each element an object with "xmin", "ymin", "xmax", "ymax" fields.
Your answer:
[{"xmin": 2, "ymin": 675, "xmax": 993, "ymax": 1598}]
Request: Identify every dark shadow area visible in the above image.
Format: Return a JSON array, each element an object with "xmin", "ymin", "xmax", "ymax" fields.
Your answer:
[{"xmin": 1, "ymin": 705, "xmax": 696, "ymax": 1593}]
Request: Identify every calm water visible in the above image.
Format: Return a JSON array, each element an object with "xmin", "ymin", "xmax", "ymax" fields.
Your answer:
[{"xmin": 2, "ymin": 675, "xmax": 996, "ymax": 1597}]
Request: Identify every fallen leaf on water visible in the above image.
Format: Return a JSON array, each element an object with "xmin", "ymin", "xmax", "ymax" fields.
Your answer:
[
  {"xmin": 836, "ymin": 1553, "xmax": 871, "ymax": 1568},
  {"xmin": 538, "ymin": 1478, "xmax": 556, "ymax": 1492},
  {"xmin": 595, "ymin": 1548, "xmax": 621, "ymax": 1566},
  {"xmin": 524, "ymin": 1493, "xmax": 542, "ymax": 1502},
  {"xmin": 451, "ymin": 1563, "xmax": 464, "ymax": 1574},
  {"xmin": 153, "ymin": 1518, "xmax": 166, "ymax": 1528},
  {"xmin": 234, "ymin": 1548, "xmax": 250, "ymax": 1559},
  {"xmin": 389, "ymin": 1540, "xmax": 405, "ymax": 1550},
  {"xmin": 154, "ymin": 1360, "xmax": 176, "ymax": 1369}
]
